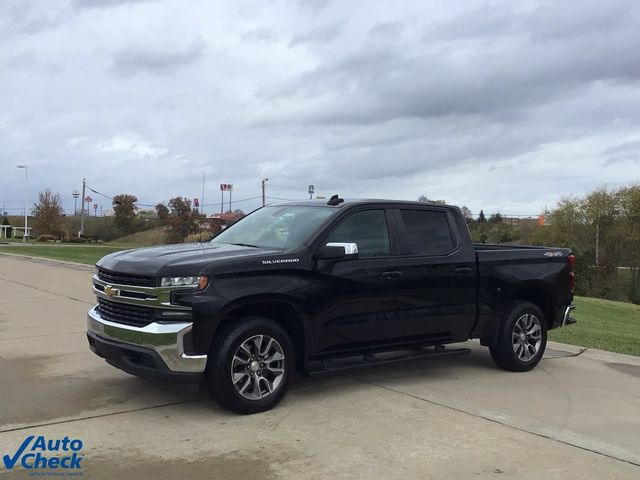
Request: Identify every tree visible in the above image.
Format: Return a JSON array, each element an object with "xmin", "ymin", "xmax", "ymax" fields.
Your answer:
[
  {"xmin": 460, "ymin": 206, "xmax": 472, "ymax": 220},
  {"xmin": 417, "ymin": 195, "xmax": 446, "ymax": 204},
  {"xmin": 32, "ymin": 189, "xmax": 64, "ymax": 235},
  {"xmin": 112, "ymin": 194, "xmax": 138, "ymax": 233},
  {"xmin": 166, "ymin": 197, "xmax": 201, "ymax": 243},
  {"xmin": 488, "ymin": 212, "xmax": 503, "ymax": 224},
  {"xmin": 155, "ymin": 203, "xmax": 170, "ymax": 223},
  {"xmin": 617, "ymin": 186, "xmax": 640, "ymax": 303},
  {"xmin": 478, "ymin": 210, "xmax": 487, "ymax": 223}
]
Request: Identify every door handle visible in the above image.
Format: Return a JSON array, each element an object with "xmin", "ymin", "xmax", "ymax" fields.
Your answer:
[
  {"xmin": 380, "ymin": 271, "xmax": 403, "ymax": 279},
  {"xmin": 454, "ymin": 267, "xmax": 472, "ymax": 273}
]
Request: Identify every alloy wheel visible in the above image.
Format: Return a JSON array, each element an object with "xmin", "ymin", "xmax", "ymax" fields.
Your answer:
[
  {"xmin": 231, "ymin": 334, "xmax": 286, "ymax": 400},
  {"xmin": 512, "ymin": 314, "xmax": 542, "ymax": 362}
]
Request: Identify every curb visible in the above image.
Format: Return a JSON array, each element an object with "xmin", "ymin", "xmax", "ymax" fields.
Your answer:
[{"xmin": 0, "ymin": 252, "xmax": 95, "ymax": 270}]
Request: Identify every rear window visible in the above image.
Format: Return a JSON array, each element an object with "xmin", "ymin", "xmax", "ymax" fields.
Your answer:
[{"xmin": 400, "ymin": 209, "xmax": 455, "ymax": 255}]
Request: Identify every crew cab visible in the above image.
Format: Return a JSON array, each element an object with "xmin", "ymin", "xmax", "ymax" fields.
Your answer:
[{"xmin": 87, "ymin": 197, "xmax": 576, "ymax": 413}]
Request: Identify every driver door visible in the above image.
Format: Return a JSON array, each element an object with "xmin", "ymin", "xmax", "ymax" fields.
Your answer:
[{"xmin": 310, "ymin": 208, "xmax": 407, "ymax": 354}]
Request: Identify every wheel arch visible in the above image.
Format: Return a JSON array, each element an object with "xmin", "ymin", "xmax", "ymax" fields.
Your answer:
[
  {"xmin": 508, "ymin": 282, "xmax": 553, "ymax": 328},
  {"xmin": 212, "ymin": 295, "xmax": 310, "ymax": 371}
]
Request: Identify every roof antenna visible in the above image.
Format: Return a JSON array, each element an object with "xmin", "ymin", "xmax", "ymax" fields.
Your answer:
[{"xmin": 327, "ymin": 194, "xmax": 344, "ymax": 206}]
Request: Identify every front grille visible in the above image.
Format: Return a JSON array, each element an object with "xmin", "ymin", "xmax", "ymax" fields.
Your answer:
[
  {"xmin": 97, "ymin": 267, "xmax": 157, "ymax": 287},
  {"xmin": 97, "ymin": 297, "xmax": 159, "ymax": 327}
]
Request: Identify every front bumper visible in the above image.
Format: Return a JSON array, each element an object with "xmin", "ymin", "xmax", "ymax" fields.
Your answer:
[{"xmin": 87, "ymin": 306, "xmax": 207, "ymax": 379}]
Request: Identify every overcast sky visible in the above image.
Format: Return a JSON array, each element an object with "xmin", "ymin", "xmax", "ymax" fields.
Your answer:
[{"xmin": 1, "ymin": 0, "xmax": 639, "ymax": 217}]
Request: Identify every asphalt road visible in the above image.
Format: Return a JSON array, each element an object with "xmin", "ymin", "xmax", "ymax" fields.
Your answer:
[{"xmin": 1, "ymin": 254, "xmax": 639, "ymax": 479}]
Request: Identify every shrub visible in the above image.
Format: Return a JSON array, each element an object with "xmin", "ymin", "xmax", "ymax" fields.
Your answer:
[
  {"xmin": 67, "ymin": 237, "xmax": 88, "ymax": 244},
  {"xmin": 184, "ymin": 232, "xmax": 212, "ymax": 243},
  {"xmin": 37, "ymin": 235, "xmax": 57, "ymax": 242}
]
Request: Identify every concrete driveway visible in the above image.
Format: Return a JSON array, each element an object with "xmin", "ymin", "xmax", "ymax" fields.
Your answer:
[{"xmin": 1, "ymin": 254, "xmax": 639, "ymax": 479}]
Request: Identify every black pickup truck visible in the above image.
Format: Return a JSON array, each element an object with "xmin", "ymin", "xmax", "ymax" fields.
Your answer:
[{"xmin": 87, "ymin": 197, "xmax": 576, "ymax": 413}]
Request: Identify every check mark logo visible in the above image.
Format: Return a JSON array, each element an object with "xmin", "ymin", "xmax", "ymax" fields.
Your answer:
[{"xmin": 3, "ymin": 435, "xmax": 33, "ymax": 469}]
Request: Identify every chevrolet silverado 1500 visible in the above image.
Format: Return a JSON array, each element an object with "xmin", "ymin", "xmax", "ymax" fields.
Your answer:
[{"xmin": 87, "ymin": 197, "xmax": 576, "ymax": 413}]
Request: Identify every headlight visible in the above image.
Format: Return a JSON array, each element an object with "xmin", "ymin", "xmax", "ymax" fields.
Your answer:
[{"xmin": 161, "ymin": 276, "xmax": 208, "ymax": 290}]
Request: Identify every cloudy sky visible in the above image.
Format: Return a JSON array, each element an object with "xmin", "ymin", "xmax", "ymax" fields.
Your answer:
[{"xmin": 1, "ymin": 0, "xmax": 639, "ymax": 218}]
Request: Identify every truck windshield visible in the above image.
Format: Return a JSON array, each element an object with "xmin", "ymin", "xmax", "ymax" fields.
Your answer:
[{"xmin": 212, "ymin": 205, "xmax": 335, "ymax": 250}]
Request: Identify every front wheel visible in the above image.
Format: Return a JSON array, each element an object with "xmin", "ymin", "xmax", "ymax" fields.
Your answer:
[
  {"xmin": 205, "ymin": 316, "xmax": 295, "ymax": 414},
  {"xmin": 490, "ymin": 302, "xmax": 547, "ymax": 372}
]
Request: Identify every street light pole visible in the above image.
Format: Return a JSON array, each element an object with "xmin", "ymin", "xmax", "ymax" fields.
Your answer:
[
  {"xmin": 261, "ymin": 178, "xmax": 269, "ymax": 206},
  {"xmin": 16, "ymin": 165, "xmax": 28, "ymax": 242},
  {"xmin": 79, "ymin": 178, "xmax": 86, "ymax": 238},
  {"xmin": 201, "ymin": 173, "xmax": 206, "ymax": 217}
]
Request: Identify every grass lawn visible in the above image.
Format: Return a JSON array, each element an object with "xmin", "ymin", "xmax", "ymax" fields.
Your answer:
[
  {"xmin": 550, "ymin": 296, "xmax": 640, "ymax": 357},
  {"xmin": 0, "ymin": 244, "xmax": 131, "ymax": 265}
]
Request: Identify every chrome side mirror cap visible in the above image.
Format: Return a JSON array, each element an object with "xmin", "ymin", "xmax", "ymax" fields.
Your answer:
[{"xmin": 322, "ymin": 242, "xmax": 359, "ymax": 260}]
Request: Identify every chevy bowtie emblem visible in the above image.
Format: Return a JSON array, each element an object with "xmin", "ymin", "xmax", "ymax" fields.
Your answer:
[{"xmin": 104, "ymin": 286, "xmax": 119, "ymax": 297}]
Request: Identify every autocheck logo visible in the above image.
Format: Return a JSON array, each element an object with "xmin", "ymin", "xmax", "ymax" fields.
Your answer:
[{"xmin": 3, "ymin": 435, "xmax": 84, "ymax": 473}]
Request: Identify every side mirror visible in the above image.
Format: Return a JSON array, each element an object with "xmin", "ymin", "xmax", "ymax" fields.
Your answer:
[{"xmin": 321, "ymin": 242, "xmax": 358, "ymax": 260}]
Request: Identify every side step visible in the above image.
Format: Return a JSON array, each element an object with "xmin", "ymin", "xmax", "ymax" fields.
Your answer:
[{"xmin": 305, "ymin": 346, "xmax": 471, "ymax": 376}]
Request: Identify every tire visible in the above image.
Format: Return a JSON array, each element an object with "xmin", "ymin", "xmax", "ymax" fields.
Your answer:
[
  {"xmin": 205, "ymin": 316, "xmax": 295, "ymax": 414},
  {"xmin": 489, "ymin": 302, "xmax": 547, "ymax": 372}
]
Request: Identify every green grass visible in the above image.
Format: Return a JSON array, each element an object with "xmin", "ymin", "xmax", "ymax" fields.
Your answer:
[
  {"xmin": 113, "ymin": 226, "xmax": 167, "ymax": 245},
  {"xmin": 0, "ymin": 244, "xmax": 130, "ymax": 265},
  {"xmin": 550, "ymin": 296, "xmax": 640, "ymax": 356}
]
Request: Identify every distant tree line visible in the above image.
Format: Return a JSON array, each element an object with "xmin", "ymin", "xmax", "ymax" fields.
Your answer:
[{"xmin": 419, "ymin": 185, "xmax": 640, "ymax": 304}]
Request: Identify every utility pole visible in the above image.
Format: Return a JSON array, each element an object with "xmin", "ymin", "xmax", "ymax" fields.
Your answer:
[
  {"xmin": 16, "ymin": 165, "xmax": 28, "ymax": 242},
  {"xmin": 79, "ymin": 178, "xmax": 86, "ymax": 238},
  {"xmin": 595, "ymin": 222, "xmax": 600, "ymax": 267},
  {"xmin": 261, "ymin": 178, "xmax": 268, "ymax": 206}
]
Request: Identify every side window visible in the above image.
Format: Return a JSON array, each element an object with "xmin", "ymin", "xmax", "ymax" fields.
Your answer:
[
  {"xmin": 327, "ymin": 210, "xmax": 391, "ymax": 258},
  {"xmin": 400, "ymin": 209, "xmax": 455, "ymax": 256}
]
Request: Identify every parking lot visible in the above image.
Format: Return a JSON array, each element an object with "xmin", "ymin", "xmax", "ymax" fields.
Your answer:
[{"xmin": 1, "ymin": 254, "xmax": 639, "ymax": 479}]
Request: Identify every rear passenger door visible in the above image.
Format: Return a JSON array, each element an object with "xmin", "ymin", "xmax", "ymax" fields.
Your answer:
[{"xmin": 391, "ymin": 207, "xmax": 477, "ymax": 342}]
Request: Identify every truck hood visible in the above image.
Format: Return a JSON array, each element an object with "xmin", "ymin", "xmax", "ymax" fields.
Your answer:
[{"xmin": 97, "ymin": 242, "xmax": 275, "ymax": 277}]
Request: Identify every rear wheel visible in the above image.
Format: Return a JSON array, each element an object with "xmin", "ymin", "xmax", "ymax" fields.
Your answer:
[
  {"xmin": 205, "ymin": 316, "xmax": 295, "ymax": 414},
  {"xmin": 490, "ymin": 302, "xmax": 547, "ymax": 372}
]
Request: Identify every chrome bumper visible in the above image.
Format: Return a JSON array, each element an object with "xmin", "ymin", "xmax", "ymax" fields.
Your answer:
[
  {"xmin": 562, "ymin": 303, "xmax": 577, "ymax": 326},
  {"xmin": 87, "ymin": 306, "xmax": 207, "ymax": 373}
]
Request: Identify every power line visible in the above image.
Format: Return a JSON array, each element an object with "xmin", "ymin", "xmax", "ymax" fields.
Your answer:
[
  {"xmin": 267, "ymin": 196, "xmax": 297, "ymax": 201},
  {"xmin": 85, "ymin": 181, "xmax": 263, "ymax": 209},
  {"xmin": 85, "ymin": 185, "xmax": 113, "ymax": 200},
  {"xmin": 203, "ymin": 196, "xmax": 262, "ymax": 207}
]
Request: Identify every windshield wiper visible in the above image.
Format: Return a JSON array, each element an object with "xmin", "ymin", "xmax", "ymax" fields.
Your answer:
[{"xmin": 229, "ymin": 243, "xmax": 260, "ymax": 248}]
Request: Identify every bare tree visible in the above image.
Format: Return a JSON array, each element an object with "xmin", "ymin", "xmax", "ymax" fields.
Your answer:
[{"xmin": 32, "ymin": 190, "xmax": 64, "ymax": 235}]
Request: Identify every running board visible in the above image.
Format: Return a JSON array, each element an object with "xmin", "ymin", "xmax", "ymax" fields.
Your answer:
[{"xmin": 305, "ymin": 346, "xmax": 471, "ymax": 376}]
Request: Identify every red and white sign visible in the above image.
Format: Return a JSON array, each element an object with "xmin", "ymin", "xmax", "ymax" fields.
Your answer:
[
  {"xmin": 219, "ymin": 184, "xmax": 233, "ymax": 191},
  {"xmin": 93, "ymin": 204, "xmax": 98, "ymax": 210},
  {"xmin": 85, "ymin": 196, "xmax": 93, "ymax": 203}
]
